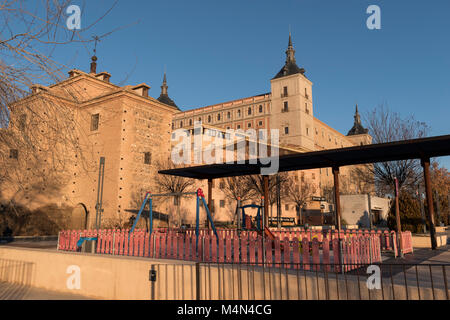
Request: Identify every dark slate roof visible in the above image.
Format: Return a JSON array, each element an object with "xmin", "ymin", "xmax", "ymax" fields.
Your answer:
[
  {"xmin": 273, "ymin": 61, "xmax": 305, "ymax": 79},
  {"xmin": 157, "ymin": 94, "xmax": 179, "ymax": 110},
  {"xmin": 347, "ymin": 122, "xmax": 369, "ymax": 136}
]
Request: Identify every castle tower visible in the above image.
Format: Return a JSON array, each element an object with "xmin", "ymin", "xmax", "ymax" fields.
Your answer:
[{"xmin": 270, "ymin": 33, "xmax": 314, "ymax": 150}]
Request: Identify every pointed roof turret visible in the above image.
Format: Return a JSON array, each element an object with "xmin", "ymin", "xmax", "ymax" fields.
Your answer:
[
  {"xmin": 273, "ymin": 32, "xmax": 305, "ymax": 79},
  {"xmin": 347, "ymin": 104, "xmax": 369, "ymax": 136},
  {"xmin": 157, "ymin": 72, "xmax": 179, "ymax": 110}
]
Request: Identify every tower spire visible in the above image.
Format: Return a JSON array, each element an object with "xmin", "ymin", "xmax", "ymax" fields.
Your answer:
[
  {"xmin": 273, "ymin": 32, "xmax": 305, "ymax": 79},
  {"xmin": 157, "ymin": 71, "xmax": 178, "ymax": 109},
  {"xmin": 161, "ymin": 71, "xmax": 168, "ymax": 95},
  {"xmin": 347, "ymin": 103, "xmax": 368, "ymax": 136},
  {"xmin": 285, "ymin": 31, "xmax": 296, "ymax": 64},
  {"xmin": 354, "ymin": 104, "xmax": 361, "ymax": 125}
]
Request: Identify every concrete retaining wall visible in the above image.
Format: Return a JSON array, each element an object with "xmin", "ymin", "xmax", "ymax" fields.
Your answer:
[{"xmin": 0, "ymin": 246, "xmax": 446, "ymax": 300}]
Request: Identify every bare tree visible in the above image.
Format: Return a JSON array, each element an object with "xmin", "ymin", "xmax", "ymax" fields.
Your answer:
[
  {"xmin": 285, "ymin": 177, "xmax": 316, "ymax": 224},
  {"xmin": 245, "ymin": 173, "xmax": 290, "ymax": 219},
  {"xmin": 355, "ymin": 104, "xmax": 429, "ymax": 196},
  {"xmin": 154, "ymin": 159, "xmax": 196, "ymax": 227},
  {"xmin": 222, "ymin": 176, "xmax": 256, "ymax": 203},
  {"xmin": 0, "ymin": 1, "xmax": 121, "ymax": 233}
]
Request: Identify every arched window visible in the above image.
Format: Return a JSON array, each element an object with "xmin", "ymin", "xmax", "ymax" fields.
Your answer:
[
  {"xmin": 259, "ymin": 105, "xmax": 263, "ymax": 113},
  {"xmin": 208, "ymin": 115, "xmax": 211, "ymax": 123},
  {"xmin": 248, "ymin": 107, "xmax": 252, "ymax": 115}
]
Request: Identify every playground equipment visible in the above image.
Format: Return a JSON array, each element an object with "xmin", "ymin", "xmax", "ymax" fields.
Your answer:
[
  {"xmin": 131, "ymin": 188, "xmax": 219, "ymax": 249},
  {"xmin": 239, "ymin": 202, "xmax": 262, "ymax": 231}
]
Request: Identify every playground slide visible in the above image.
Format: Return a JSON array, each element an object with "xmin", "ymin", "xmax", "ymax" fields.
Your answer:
[
  {"xmin": 263, "ymin": 226, "xmax": 276, "ymax": 241},
  {"xmin": 262, "ymin": 226, "xmax": 285, "ymax": 251}
]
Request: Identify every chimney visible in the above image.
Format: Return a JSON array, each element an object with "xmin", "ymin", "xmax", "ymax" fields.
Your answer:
[
  {"xmin": 95, "ymin": 72, "xmax": 111, "ymax": 82},
  {"xmin": 132, "ymin": 83, "xmax": 150, "ymax": 97},
  {"xmin": 30, "ymin": 85, "xmax": 48, "ymax": 94}
]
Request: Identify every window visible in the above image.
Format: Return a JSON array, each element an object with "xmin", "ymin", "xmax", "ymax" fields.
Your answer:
[
  {"xmin": 282, "ymin": 101, "xmax": 288, "ymax": 112},
  {"xmin": 90, "ymin": 113, "xmax": 99, "ymax": 131},
  {"xmin": 305, "ymin": 103, "xmax": 309, "ymax": 114},
  {"xmin": 144, "ymin": 152, "xmax": 151, "ymax": 165},
  {"xmin": 284, "ymin": 126, "xmax": 289, "ymax": 134},
  {"xmin": 208, "ymin": 115, "xmax": 211, "ymax": 123},
  {"xmin": 19, "ymin": 114, "xmax": 27, "ymax": 131},
  {"xmin": 305, "ymin": 88, "xmax": 309, "ymax": 99},
  {"xmin": 227, "ymin": 111, "xmax": 231, "ymax": 119},
  {"xmin": 237, "ymin": 124, "xmax": 241, "ymax": 129},
  {"xmin": 247, "ymin": 122, "xmax": 252, "ymax": 128},
  {"xmin": 248, "ymin": 107, "xmax": 252, "ymax": 115},
  {"xmin": 189, "ymin": 119, "xmax": 192, "ymax": 126},
  {"xmin": 282, "ymin": 86, "xmax": 288, "ymax": 97},
  {"xmin": 217, "ymin": 113, "xmax": 221, "ymax": 121},
  {"xmin": 259, "ymin": 105, "xmax": 263, "ymax": 113},
  {"xmin": 9, "ymin": 149, "xmax": 18, "ymax": 159},
  {"xmin": 220, "ymin": 200, "xmax": 225, "ymax": 208},
  {"xmin": 219, "ymin": 181, "xmax": 225, "ymax": 189},
  {"xmin": 237, "ymin": 109, "xmax": 241, "ymax": 117},
  {"xmin": 285, "ymin": 204, "xmax": 289, "ymax": 211},
  {"xmin": 258, "ymin": 121, "xmax": 263, "ymax": 126},
  {"xmin": 180, "ymin": 121, "xmax": 183, "ymax": 128},
  {"xmin": 198, "ymin": 117, "xmax": 202, "ymax": 122},
  {"xmin": 306, "ymin": 127, "xmax": 309, "ymax": 135}
]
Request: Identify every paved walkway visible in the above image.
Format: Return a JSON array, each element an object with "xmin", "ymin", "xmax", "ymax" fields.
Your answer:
[
  {"xmin": 383, "ymin": 245, "xmax": 450, "ymax": 265},
  {"xmin": 0, "ymin": 282, "xmax": 94, "ymax": 300}
]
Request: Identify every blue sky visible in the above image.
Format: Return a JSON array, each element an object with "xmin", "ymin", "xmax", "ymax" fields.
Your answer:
[{"xmin": 51, "ymin": 0, "xmax": 450, "ymax": 168}]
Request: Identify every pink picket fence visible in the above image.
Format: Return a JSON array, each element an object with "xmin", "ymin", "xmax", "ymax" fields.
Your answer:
[
  {"xmin": 401, "ymin": 231, "xmax": 413, "ymax": 254},
  {"xmin": 58, "ymin": 228, "xmax": 382, "ymax": 272},
  {"xmin": 154, "ymin": 227, "xmax": 400, "ymax": 255}
]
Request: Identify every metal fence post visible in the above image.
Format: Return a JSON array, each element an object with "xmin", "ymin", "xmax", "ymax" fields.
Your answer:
[
  {"xmin": 195, "ymin": 262, "xmax": 201, "ymax": 300},
  {"xmin": 112, "ymin": 231, "xmax": 116, "ymax": 255}
]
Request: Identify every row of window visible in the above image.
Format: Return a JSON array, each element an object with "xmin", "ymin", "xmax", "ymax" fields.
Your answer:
[
  {"xmin": 281, "ymin": 86, "xmax": 309, "ymax": 99},
  {"xmin": 175, "ymin": 104, "xmax": 266, "ymax": 129},
  {"xmin": 281, "ymin": 101, "xmax": 310, "ymax": 114}
]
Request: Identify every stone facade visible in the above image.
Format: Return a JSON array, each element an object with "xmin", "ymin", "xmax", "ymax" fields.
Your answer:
[{"xmin": 0, "ymin": 35, "xmax": 373, "ymax": 230}]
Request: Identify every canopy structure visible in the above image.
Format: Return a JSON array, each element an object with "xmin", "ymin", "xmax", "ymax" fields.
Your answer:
[
  {"xmin": 159, "ymin": 134, "xmax": 450, "ymax": 251},
  {"xmin": 159, "ymin": 135, "xmax": 450, "ymax": 179}
]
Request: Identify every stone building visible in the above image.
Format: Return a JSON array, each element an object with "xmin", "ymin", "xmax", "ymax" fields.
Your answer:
[
  {"xmin": 170, "ymin": 34, "xmax": 373, "ymax": 227},
  {"xmin": 0, "ymin": 34, "xmax": 373, "ymax": 230}
]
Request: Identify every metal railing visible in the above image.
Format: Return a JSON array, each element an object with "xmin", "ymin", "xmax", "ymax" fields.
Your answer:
[{"xmin": 148, "ymin": 262, "xmax": 449, "ymax": 300}]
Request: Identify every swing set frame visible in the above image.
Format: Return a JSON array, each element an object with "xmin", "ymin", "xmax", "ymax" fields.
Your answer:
[{"xmin": 130, "ymin": 188, "xmax": 219, "ymax": 249}]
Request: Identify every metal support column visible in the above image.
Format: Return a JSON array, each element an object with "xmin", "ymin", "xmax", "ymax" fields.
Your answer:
[
  {"xmin": 421, "ymin": 158, "xmax": 437, "ymax": 250},
  {"xmin": 332, "ymin": 166, "xmax": 341, "ymax": 232},
  {"xmin": 394, "ymin": 177, "xmax": 404, "ymax": 257},
  {"xmin": 207, "ymin": 178, "xmax": 213, "ymax": 229},
  {"xmin": 95, "ymin": 157, "xmax": 105, "ymax": 230},
  {"xmin": 263, "ymin": 175, "xmax": 269, "ymax": 227}
]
